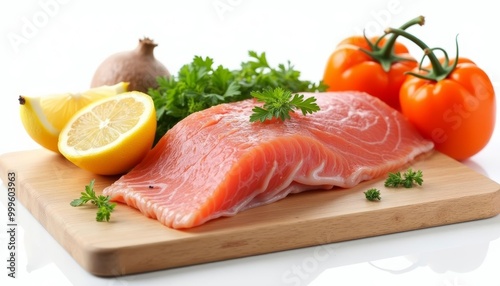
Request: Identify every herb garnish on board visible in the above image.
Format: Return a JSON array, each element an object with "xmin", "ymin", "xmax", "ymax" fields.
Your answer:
[{"xmin": 70, "ymin": 179, "xmax": 116, "ymax": 222}]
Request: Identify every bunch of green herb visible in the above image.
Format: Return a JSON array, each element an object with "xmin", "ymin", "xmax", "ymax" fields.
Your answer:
[{"xmin": 148, "ymin": 51, "xmax": 326, "ymax": 143}]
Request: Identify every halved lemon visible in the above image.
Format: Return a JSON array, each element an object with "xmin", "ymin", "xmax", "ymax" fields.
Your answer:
[
  {"xmin": 19, "ymin": 82, "xmax": 129, "ymax": 152},
  {"xmin": 58, "ymin": 91, "xmax": 156, "ymax": 175}
]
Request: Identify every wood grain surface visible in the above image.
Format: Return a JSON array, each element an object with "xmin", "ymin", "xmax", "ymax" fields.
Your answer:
[{"xmin": 1, "ymin": 149, "xmax": 499, "ymax": 277}]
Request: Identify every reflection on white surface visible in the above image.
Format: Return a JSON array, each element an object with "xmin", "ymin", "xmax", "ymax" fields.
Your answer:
[
  {"xmin": 370, "ymin": 244, "xmax": 490, "ymax": 275},
  {"xmin": 308, "ymin": 218, "xmax": 500, "ymax": 286},
  {"xmin": 311, "ymin": 247, "xmax": 500, "ymax": 286},
  {"xmin": 310, "ymin": 224, "xmax": 500, "ymax": 286},
  {"xmin": 326, "ymin": 245, "xmax": 498, "ymax": 286}
]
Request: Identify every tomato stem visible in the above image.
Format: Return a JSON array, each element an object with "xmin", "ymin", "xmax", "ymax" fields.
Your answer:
[
  {"xmin": 360, "ymin": 16, "xmax": 424, "ymax": 72},
  {"xmin": 385, "ymin": 27, "xmax": 459, "ymax": 82}
]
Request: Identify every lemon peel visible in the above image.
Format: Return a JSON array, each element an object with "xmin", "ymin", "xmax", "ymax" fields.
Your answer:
[{"xmin": 19, "ymin": 82, "xmax": 129, "ymax": 152}]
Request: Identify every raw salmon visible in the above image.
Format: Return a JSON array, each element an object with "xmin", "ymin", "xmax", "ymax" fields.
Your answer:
[{"xmin": 103, "ymin": 91, "xmax": 434, "ymax": 229}]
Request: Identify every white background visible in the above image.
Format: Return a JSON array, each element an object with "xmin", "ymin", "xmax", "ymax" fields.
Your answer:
[{"xmin": 1, "ymin": 0, "xmax": 500, "ymax": 285}]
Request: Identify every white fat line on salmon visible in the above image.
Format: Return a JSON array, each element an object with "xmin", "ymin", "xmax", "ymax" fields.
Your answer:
[
  {"xmin": 171, "ymin": 211, "xmax": 195, "ymax": 228},
  {"xmin": 346, "ymin": 166, "xmax": 377, "ymax": 187},
  {"xmin": 220, "ymin": 160, "xmax": 279, "ymax": 214},
  {"xmin": 391, "ymin": 115, "xmax": 402, "ymax": 151},
  {"xmin": 294, "ymin": 161, "xmax": 343, "ymax": 187},
  {"xmin": 250, "ymin": 160, "xmax": 304, "ymax": 206},
  {"xmin": 177, "ymin": 160, "xmax": 281, "ymax": 226},
  {"xmin": 347, "ymin": 110, "xmax": 379, "ymax": 131}
]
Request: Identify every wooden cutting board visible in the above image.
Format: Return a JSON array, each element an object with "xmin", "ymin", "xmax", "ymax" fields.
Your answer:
[{"xmin": 1, "ymin": 149, "xmax": 499, "ymax": 277}]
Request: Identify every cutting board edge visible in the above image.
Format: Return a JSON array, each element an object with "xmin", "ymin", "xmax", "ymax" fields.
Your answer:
[
  {"xmin": 84, "ymin": 218, "xmax": 500, "ymax": 277},
  {"xmin": 76, "ymin": 188, "xmax": 500, "ymax": 276}
]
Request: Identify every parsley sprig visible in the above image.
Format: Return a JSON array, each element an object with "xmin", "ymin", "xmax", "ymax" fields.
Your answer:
[
  {"xmin": 249, "ymin": 87, "xmax": 320, "ymax": 122},
  {"xmin": 364, "ymin": 169, "xmax": 424, "ymax": 201},
  {"xmin": 384, "ymin": 168, "xmax": 423, "ymax": 188},
  {"xmin": 70, "ymin": 179, "xmax": 116, "ymax": 222},
  {"xmin": 364, "ymin": 188, "xmax": 381, "ymax": 201}
]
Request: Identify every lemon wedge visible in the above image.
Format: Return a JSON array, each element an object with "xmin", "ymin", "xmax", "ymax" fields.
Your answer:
[
  {"xmin": 58, "ymin": 91, "xmax": 156, "ymax": 175},
  {"xmin": 19, "ymin": 82, "xmax": 129, "ymax": 152}
]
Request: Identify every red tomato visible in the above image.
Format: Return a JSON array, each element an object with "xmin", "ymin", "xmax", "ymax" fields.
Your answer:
[
  {"xmin": 322, "ymin": 16, "xmax": 425, "ymax": 111},
  {"xmin": 400, "ymin": 58, "xmax": 496, "ymax": 160},
  {"xmin": 323, "ymin": 35, "xmax": 417, "ymax": 111}
]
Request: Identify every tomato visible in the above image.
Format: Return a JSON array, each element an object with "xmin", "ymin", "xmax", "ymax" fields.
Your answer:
[
  {"xmin": 388, "ymin": 25, "xmax": 496, "ymax": 161},
  {"xmin": 322, "ymin": 16, "xmax": 424, "ymax": 111},
  {"xmin": 400, "ymin": 58, "xmax": 496, "ymax": 161}
]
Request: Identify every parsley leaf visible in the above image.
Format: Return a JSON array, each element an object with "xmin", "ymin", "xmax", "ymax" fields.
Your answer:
[
  {"xmin": 70, "ymin": 179, "xmax": 116, "ymax": 222},
  {"xmin": 148, "ymin": 51, "xmax": 326, "ymax": 144},
  {"xmin": 364, "ymin": 188, "xmax": 381, "ymax": 201},
  {"xmin": 250, "ymin": 87, "xmax": 320, "ymax": 122},
  {"xmin": 384, "ymin": 168, "xmax": 423, "ymax": 188}
]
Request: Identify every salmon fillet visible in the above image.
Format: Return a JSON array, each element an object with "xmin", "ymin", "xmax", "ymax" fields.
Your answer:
[{"xmin": 103, "ymin": 91, "xmax": 434, "ymax": 229}]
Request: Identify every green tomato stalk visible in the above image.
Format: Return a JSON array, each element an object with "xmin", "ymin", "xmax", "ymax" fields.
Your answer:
[
  {"xmin": 384, "ymin": 26, "xmax": 460, "ymax": 82},
  {"xmin": 360, "ymin": 15, "xmax": 425, "ymax": 72}
]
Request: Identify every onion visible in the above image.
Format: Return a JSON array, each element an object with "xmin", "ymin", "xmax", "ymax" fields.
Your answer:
[{"xmin": 90, "ymin": 37, "xmax": 170, "ymax": 93}]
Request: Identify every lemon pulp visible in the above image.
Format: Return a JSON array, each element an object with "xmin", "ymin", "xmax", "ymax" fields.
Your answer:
[{"xmin": 58, "ymin": 91, "xmax": 156, "ymax": 175}]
